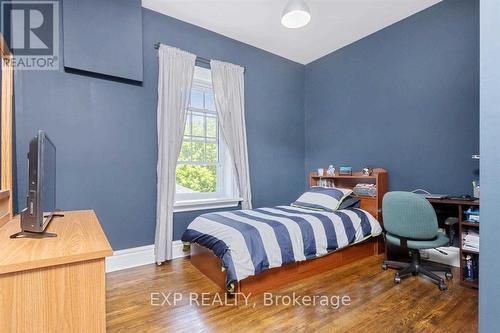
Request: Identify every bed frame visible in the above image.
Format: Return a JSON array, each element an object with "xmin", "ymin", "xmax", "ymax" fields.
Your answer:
[
  {"xmin": 191, "ymin": 238, "xmax": 384, "ymax": 294},
  {"xmin": 190, "ymin": 168, "xmax": 388, "ymax": 294}
]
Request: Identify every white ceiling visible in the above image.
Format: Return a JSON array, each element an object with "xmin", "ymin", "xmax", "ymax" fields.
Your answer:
[{"xmin": 142, "ymin": 0, "xmax": 441, "ymax": 65}]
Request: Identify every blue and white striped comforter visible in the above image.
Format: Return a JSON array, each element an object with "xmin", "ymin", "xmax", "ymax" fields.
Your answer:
[{"xmin": 181, "ymin": 206, "xmax": 382, "ymax": 289}]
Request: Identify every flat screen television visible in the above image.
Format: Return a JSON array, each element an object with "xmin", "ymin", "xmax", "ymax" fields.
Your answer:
[{"xmin": 12, "ymin": 130, "xmax": 60, "ymax": 238}]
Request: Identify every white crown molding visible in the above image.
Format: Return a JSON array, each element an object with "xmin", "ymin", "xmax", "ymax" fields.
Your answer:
[{"xmin": 105, "ymin": 241, "xmax": 188, "ymax": 273}]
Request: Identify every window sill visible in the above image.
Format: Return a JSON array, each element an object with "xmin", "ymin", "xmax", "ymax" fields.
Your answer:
[{"xmin": 173, "ymin": 197, "xmax": 242, "ymax": 213}]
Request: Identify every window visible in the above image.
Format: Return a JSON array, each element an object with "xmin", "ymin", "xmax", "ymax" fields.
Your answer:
[{"xmin": 175, "ymin": 67, "xmax": 239, "ymax": 211}]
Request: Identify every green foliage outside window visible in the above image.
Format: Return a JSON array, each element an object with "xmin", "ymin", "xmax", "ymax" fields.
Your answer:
[
  {"xmin": 176, "ymin": 164, "xmax": 217, "ymax": 192},
  {"xmin": 176, "ymin": 92, "xmax": 219, "ymax": 194}
]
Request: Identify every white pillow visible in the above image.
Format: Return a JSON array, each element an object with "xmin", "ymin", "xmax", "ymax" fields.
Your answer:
[{"xmin": 292, "ymin": 187, "xmax": 353, "ymax": 212}]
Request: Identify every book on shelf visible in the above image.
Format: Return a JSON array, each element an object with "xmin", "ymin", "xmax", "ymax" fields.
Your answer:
[
  {"xmin": 463, "ymin": 245, "xmax": 479, "ymax": 252},
  {"xmin": 464, "ymin": 207, "xmax": 480, "ymax": 224},
  {"xmin": 464, "ymin": 207, "xmax": 480, "ymax": 215},
  {"xmin": 316, "ymin": 179, "xmax": 334, "ymax": 187},
  {"xmin": 462, "ymin": 229, "xmax": 479, "ymax": 252},
  {"xmin": 466, "ymin": 215, "xmax": 480, "ymax": 223},
  {"xmin": 353, "ymin": 183, "xmax": 377, "ymax": 197}
]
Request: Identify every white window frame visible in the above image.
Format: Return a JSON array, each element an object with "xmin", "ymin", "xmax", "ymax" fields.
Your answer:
[{"xmin": 174, "ymin": 66, "xmax": 241, "ymax": 212}]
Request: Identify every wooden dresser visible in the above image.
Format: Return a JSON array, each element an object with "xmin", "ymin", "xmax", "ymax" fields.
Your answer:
[{"xmin": 0, "ymin": 210, "xmax": 113, "ymax": 332}]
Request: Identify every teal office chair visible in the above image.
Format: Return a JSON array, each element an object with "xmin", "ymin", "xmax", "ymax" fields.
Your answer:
[{"xmin": 382, "ymin": 191, "xmax": 453, "ymax": 290}]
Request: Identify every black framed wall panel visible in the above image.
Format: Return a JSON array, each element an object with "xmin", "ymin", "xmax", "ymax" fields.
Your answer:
[{"xmin": 63, "ymin": 0, "xmax": 143, "ymax": 81}]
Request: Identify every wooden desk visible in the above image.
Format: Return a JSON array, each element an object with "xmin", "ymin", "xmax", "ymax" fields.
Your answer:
[
  {"xmin": 0, "ymin": 210, "xmax": 113, "ymax": 332},
  {"xmin": 426, "ymin": 197, "xmax": 479, "ymax": 207},
  {"xmin": 426, "ymin": 198, "xmax": 479, "ymax": 288}
]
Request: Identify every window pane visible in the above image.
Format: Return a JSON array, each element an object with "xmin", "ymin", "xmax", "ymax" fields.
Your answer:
[
  {"xmin": 205, "ymin": 92, "xmax": 216, "ymax": 111},
  {"xmin": 190, "ymin": 90, "xmax": 204, "ymax": 109},
  {"xmin": 192, "ymin": 113, "xmax": 205, "ymax": 137},
  {"xmin": 184, "ymin": 114, "xmax": 191, "ymax": 136},
  {"xmin": 179, "ymin": 140, "xmax": 191, "ymax": 162},
  {"xmin": 206, "ymin": 143, "xmax": 217, "ymax": 162},
  {"xmin": 177, "ymin": 82, "xmax": 226, "ymax": 196},
  {"xmin": 191, "ymin": 141, "xmax": 205, "ymax": 161},
  {"xmin": 206, "ymin": 116, "xmax": 217, "ymax": 138},
  {"xmin": 176, "ymin": 164, "xmax": 217, "ymax": 193}
]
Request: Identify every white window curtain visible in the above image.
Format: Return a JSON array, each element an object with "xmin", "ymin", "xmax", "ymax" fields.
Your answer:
[
  {"xmin": 155, "ymin": 45, "xmax": 196, "ymax": 263},
  {"xmin": 210, "ymin": 60, "xmax": 252, "ymax": 209}
]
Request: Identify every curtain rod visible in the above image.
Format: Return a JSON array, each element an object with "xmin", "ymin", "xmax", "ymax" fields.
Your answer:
[{"xmin": 154, "ymin": 42, "xmax": 246, "ymax": 72}]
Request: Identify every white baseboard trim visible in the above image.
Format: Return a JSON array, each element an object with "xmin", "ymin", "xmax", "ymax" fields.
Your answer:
[
  {"xmin": 172, "ymin": 240, "xmax": 189, "ymax": 260},
  {"xmin": 105, "ymin": 240, "xmax": 188, "ymax": 273}
]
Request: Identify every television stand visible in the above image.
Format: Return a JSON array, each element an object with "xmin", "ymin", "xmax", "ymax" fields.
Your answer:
[
  {"xmin": 9, "ymin": 213, "xmax": 65, "ymax": 239},
  {"xmin": 0, "ymin": 210, "xmax": 112, "ymax": 332},
  {"xmin": 10, "ymin": 230, "xmax": 57, "ymax": 239}
]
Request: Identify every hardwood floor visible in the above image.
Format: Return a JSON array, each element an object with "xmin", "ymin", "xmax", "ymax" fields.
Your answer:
[{"xmin": 106, "ymin": 255, "xmax": 477, "ymax": 332}]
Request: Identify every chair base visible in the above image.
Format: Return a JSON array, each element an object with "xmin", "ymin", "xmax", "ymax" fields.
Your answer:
[{"xmin": 382, "ymin": 249, "xmax": 452, "ymax": 291}]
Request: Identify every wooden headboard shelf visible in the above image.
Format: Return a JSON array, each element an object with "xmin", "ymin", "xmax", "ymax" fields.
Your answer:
[{"xmin": 309, "ymin": 168, "xmax": 388, "ymax": 221}]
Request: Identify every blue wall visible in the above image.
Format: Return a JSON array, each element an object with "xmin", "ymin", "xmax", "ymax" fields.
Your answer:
[
  {"xmin": 479, "ymin": 1, "xmax": 500, "ymax": 331},
  {"xmin": 13, "ymin": 0, "xmax": 479, "ymax": 251},
  {"xmin": 304, "ymin": 0, "xmax": 479, "ymax": 194},
  {"xmin": 13, "ymin": 8, "xmax": 305, "ymax": 249}
]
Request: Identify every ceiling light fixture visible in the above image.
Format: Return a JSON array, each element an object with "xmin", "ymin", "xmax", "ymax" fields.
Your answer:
[{"xmin": 281, "ymin": 0, "xmax": 311, "ymax": 29}]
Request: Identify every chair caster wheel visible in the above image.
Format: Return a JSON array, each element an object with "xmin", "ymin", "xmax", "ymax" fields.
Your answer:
[
  {"xmin": 394, "ymin": 274, "xmax": 401, "ymax": 284},
  {"xmin": 382, "ymin": 263, "xmax": 388, "ymax": 270},
  {"xmin": 439, "ymin": 282, "xmax": 448, "ymax": 291},
  {"xmin": 445, "ymin": 272, "xmax": 453, "ymax": 280}
]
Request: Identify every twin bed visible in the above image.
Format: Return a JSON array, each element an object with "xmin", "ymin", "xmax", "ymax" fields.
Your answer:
[{"xmin": 182, "ymin": 169, "xmax": 388, "ymax": 294}]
